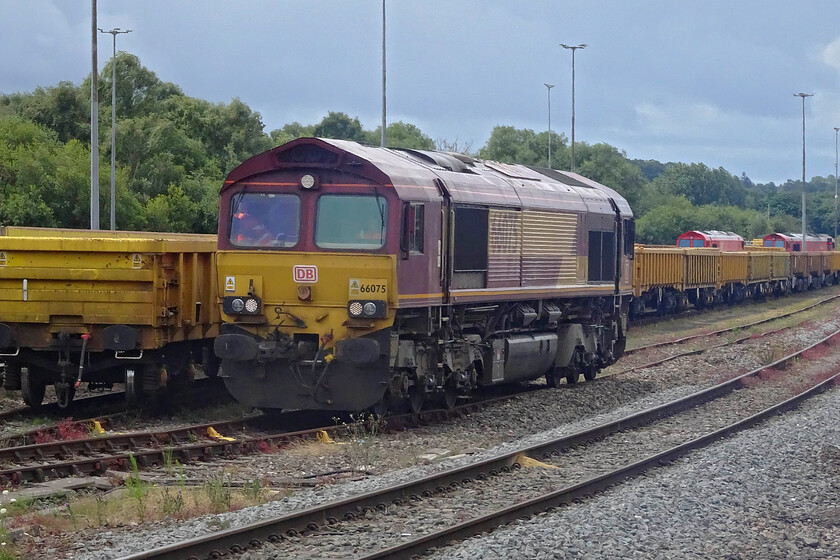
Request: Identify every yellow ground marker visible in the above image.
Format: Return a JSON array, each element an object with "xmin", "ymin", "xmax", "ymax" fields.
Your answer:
[
  {"xmin": 90, "ymin": 420, "xmax": 106, "ymax": 434},
  {"xmin": 316, "ymin": 430, "xmax": 336, "ymax": 444},
  {"xmin": 515, "ymin": 454, "xmax": 558, "ymax": 469},
  {"xmin": 207, "ymin": 427, "xmax": 235, "ymax": 441}
]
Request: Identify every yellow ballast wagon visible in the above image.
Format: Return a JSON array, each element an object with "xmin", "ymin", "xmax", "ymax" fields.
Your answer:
[{"xmin": 0, "ymin": 228, "xmax": 219, "ymax": 408}]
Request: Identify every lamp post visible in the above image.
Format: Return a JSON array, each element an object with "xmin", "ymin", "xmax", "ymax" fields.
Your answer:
[
  {"xmin": 561, "ymin": 43, "xmax": 586, "ymax": 173},
  {"xmin": 834, "ymin": 126, "xmax": 839, "ymax": 240},
  {"xmin": 381, "ymin": 0, "xmax": 386, "ymax": 147},
  {"xmin": 544, "ymin": 83, "xmax": 555, "ymax": 168},
  {"xmin": 794, "ymin": 92, "xmax": 814, "ymax": 251},
  {"xmin": 90, "ymin": 0, "xmax": 99, "ymax": 230},
  {"xmin": 99, "ymin": 27, "xmax": 132, "ymax": 231}
]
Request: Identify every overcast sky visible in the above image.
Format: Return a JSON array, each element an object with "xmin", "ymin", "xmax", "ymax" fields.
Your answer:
[{"xmin": 3, "ymin": 1, "xmax": 840, "ymax": 185}]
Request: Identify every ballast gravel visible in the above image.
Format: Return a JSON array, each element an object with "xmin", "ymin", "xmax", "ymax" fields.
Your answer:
[
  {"xmin": 33, "ymin": 300, "xmax": 840, "ymax": 559},
  {"xmin": 64, "ymin": 380, "xmax": 840, "ymax": 560},
  {"xmin": 432, "ymin": 386, "xmax": 840, "ymax": 560}
]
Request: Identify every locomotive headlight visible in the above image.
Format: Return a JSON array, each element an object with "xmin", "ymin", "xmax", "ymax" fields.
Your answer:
[
  {"xmin": 347, "ymin": 300, "xmax": 387, "ymax": 319},
  {"xmin": 244, "ymin": 298, "xmax": 259, "ymax": 313},
  {"xmin": 300, "ymin": 174, "xmax": 316, "ymax": 189},
  {"xmin": 223, "ymin": 295, "xmax": 262, "ymax": 316}
]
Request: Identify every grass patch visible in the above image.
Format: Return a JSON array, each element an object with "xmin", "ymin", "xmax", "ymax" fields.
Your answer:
[{"xmin": 5, "ymin": 481, "xmax": 287, "ymax": 538}]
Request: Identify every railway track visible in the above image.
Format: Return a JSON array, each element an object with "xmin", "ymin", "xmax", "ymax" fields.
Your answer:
[
  {"xmin": 4, "ymin": 295, "xmax": 838, "ymax": 486},
  {"xmin": 610, "ymin": 291, "xmax": 840, "ymax": 375},
  {"xmin": 625, "ymin": 291, "xmax": 840, "ymax": 354},
  {"xmin": 114, "ymin": 325, "xmax": 840, "ymax": 560},
  {"xmin": 0, "ymin": 376, "xmax": 233, "ymax": 441},
  {"xmin": 0, "ymin": 384, "xmax": 546, "ymax": 485}
]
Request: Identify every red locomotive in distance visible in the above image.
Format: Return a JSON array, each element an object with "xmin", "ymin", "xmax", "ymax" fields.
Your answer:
[
  {"xmin": 676, "ymin": 230, "xmax": 745, "ymax": 251},
  {"xmin": 763, "ymin": 233, "xmax": 835, "ymax": 252}
]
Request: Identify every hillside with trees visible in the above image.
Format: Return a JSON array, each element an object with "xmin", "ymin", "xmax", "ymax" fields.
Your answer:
[{"xmin": 1, "ymin": 54, "xmax": 837, "ymax": 244}]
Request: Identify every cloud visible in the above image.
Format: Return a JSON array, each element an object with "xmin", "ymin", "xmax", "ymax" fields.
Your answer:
[{"xmin": 820, "ymin": 36, "xmax": 840, "ymax": 72}]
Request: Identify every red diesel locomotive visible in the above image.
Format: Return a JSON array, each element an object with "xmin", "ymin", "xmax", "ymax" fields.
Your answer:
[{"xmin": 213, "ymin": 138, "xmax": 635, "ymax": 413}]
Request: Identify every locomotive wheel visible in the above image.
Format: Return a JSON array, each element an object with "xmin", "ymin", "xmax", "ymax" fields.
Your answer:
[
  {"xmin": 442, "ymin": 383, "xmax": 458, "ymax": 410},
  {"xmin": 369, "ymin": 390, "xmax": 392, "ymax": 417},
  {"xmin": 546, "ymin": 366, "xmax": 564, "ymax": 388},
  {"xmin": 20, "ymin": 367, "xmax": 47, "ymax": 409},
  {"xmin": 407, "ymin": 386, "xmax": 425, "ymax": 414}
]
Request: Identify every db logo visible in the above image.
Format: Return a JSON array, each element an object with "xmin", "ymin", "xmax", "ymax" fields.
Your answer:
[{"xmin": 293, "ymin": 265, "xmax": 318, "ymax": 283}]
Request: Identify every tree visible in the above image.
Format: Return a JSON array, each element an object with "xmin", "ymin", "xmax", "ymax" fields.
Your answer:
[
  {"xmin": 270, "ymin": 122, "xmax": 314, "ymax": 146},
  {"xmin": 577, "ymin": 143, "xmax": 646, "ymax": 208},
  {"xmin": 650, "ymin": 162, "xmax": 747, "ymax": 207},
  {"xmin": 312, "ymin": 112, "xmax": 366, "ymax": 141},
  {"xmin": 367, "ymin": 121, "xmax": 435, "ymax": 150},
  {"xmin": 96, "ymin": 52, "xmax": 182, "ymax": 119},
  {"xmin": 0, "ymin": 82, "xmax": 89, "ymax": 144}
]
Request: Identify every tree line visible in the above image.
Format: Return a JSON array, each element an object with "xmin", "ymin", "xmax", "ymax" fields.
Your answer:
[{"xmin": 1, "ymin": 53, "xmax": 837, "ymax": 245}]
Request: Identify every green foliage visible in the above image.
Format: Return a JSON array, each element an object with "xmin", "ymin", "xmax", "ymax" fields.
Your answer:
[
  {"xmin": 479, "ymin": 125, "xmax": 567, "ymax": 167},
  {"xmin": 635, "ymin": 196, "xmax": 785, "ymax": 245},
  {"xmin": 374, "ymin": 121, "xmax": 436, "ymax": 150},
  {"xmin": 203, "ymin": 476, "xmax": 233, "ymax": 512},
  {"xmin": 651, "ymin": 162, "xmax": 747, "ymax": 207},
  {"xmin": 125, "ymin": 454, "xmax": 150, "ymax": 521},
  {"xmin": 577, "ymin": 143, "xmax": 647, "ymax": 207},
  {"xmin": 0, "ymin": 53, "xmax": 833, "ymax": 239},
  {"xmin": 312, "ymin": 111, "xmax": 366, "ymax": 142},
  {"xmin": 270, "ymin": 121, "xmax": 314, "ymax": 145}
]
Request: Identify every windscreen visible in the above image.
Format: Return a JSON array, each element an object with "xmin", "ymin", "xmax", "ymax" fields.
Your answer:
[
  {"xmin": 315, "ymin": 195, "xmax": 388, "ymax": 249},
  {"xmin": 229, "ymin": 192, "xmax": 300, "ymax": 248}
]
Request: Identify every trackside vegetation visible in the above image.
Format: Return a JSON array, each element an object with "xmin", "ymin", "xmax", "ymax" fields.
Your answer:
[{"xmin": 1, "ymin": 53, "xmax": 836, "ymax": 244}]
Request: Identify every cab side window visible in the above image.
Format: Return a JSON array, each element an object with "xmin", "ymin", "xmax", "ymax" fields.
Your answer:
[{"xmin": 409, "ymin": 204, "xmax": 424, "ymax": 254}]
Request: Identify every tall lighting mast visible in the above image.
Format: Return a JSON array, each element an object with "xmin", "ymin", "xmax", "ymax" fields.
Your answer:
[
  {"xmin": 834, "ymin": 126, "xmax": 839, "ymax": 240},
  {"xmin": 561, "ymin": 43, "xmax": 586, "ymax": 173},
  {"xmin": 794, "ymin": 92, "xmax": 814, "ymax": 251},
  {"xmin": 544, "ymin": 83, "xmax": 555, "ymax": 168},
  {"xmin": 90, "ymin": 0, "xmax": 99, "ymax": 230},
  {"xmin": 99, "ymin": 27, "xmax": 132, "ymax": 231},
  {"xmin": 381, "ymin": 0, "xmax": 386, "ymax": 147}
]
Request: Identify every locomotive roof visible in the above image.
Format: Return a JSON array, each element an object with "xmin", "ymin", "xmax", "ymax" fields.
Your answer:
[
  {"xmin": 679, "ymin": 230, "xmax": 744, "ymax": 240},
  {"xmin": 223, "ymin": 138, "xmax": 633, "ymax": 218},
  {"xmin": 765, "ymin": 232, "xmax": 833, "ymax": 242}
]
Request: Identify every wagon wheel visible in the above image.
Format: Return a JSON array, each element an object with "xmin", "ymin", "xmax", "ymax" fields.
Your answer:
[
  {"xmin": 20, "ymin": 367, "xmax": 47, "ymax": 409},
  {"xmin": 583, "ymin": 363, "xmax": 598, "ymax": 382},
  {"xmin": 3, "ymin": 361, "xmax": 22, "ymax": 391},
  {"xmin": 124, "ymin": 367, "xmax": 143, "ymax": 407},
  {"xmin": 564, "ymin": 368, "xmax": 580, "ymax": 385}
]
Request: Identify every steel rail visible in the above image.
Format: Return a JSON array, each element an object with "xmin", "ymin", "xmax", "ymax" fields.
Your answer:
[
  {"xmin": 610, "ymin": 323, "xmax": 789, "ymax": 377},
  {"xmin": 625, "ymin": 291, "xmax": 840, "ymax": 355},
  {"xmin": 0, "ymin": 385, "xmax": 546, "ymax": 485},
  {"xmin": 362, "ymin": 369, "xmax": 840, "ymax": 559},
  {"xmin": 116, "ymin": 327, "xmax": 840, "ymax": 560}
]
